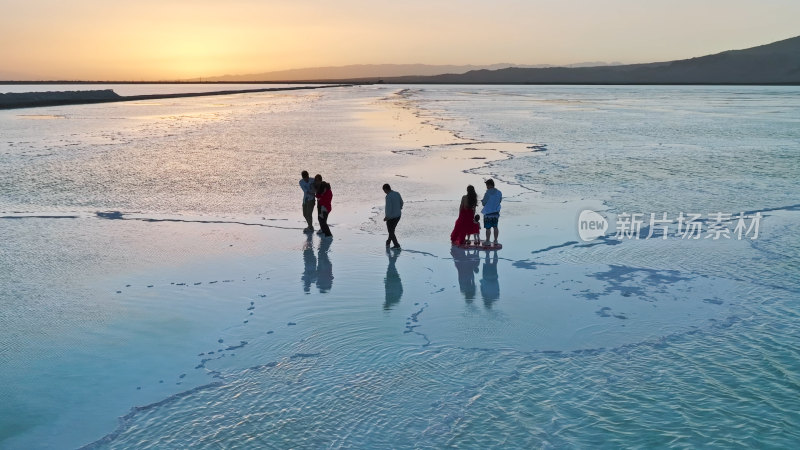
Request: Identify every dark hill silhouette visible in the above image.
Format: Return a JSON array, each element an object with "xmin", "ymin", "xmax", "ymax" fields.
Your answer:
[{"xmin": 371, "ymin": 35, "xmax": 800, "ymax": 84}]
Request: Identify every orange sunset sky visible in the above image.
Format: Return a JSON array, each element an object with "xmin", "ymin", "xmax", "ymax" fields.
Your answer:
[{"xmin": 1, "ymin": 0, "xmax": 798, "ymax": 81}]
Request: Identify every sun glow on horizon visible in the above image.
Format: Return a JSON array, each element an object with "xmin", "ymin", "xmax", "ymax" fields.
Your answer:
[
  {"xmin": 1, "ymin": 0, "xmax": 799, "ymax": 81},
  {"xmin": 136, "ymin": 36, "xmax": 250, "ymax": 80}
]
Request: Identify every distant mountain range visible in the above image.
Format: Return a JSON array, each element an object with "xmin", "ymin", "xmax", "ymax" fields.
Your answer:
[
  {"xmin": 203, "ymin": 35, "xmax": 799, "ymax": 84},
  {"xmin": 373, "ymin": 36, "xmax": 800, "ymax": 84},
  {"xmin": 194, "ymin": 62, "xmax": 624, "ymax": 83}
]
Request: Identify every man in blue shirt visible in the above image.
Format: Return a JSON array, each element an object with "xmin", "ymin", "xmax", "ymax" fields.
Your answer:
[
  {"xmin": 383, "ymin": 183, "xmax": 404, "ymax": 249},
  {"xmin": 481, "ymin": 179, "xmax": 502, "ymax": 246}
]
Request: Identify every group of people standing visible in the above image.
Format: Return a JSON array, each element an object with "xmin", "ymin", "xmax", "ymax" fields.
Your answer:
[
  {"xmin": 450, "ymin": 179, "xmax": 503, "ymax": 247},
  {"xmin": 299, "ymin": 171, "xmax": 333, "ymax": 239},
  {"xmin": 299, "ymin": 171, "xmax": 501, "ymax": 248},
  {"xmin": 300, "ymin": 171, "xmax": 405, "ymax": 247}
]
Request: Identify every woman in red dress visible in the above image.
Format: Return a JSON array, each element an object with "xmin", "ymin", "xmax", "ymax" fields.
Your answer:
[
  {"xmin": 316, "ymin": 181, "xmax": 333, "ymax": 238},
  {"xmin": 450, "ymin": 185, "xmax": 480, "ymax": 246}
]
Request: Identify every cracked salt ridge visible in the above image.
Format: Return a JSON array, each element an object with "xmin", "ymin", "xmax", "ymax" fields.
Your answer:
[
  {"xmin": 95, "ymin": 210, "xmax": 300, "ymax": 230},
  {"xmin": 404, "ymin": 302, "xmax": 431, "ymax": 347},
  {"xmin": 0, "ymin": 211, "xmax": 300, "ymax": 232},
  {"xmin": 374, "ymin": 89, "xmax": 544, "ymax": 203},
  {"xmin": 0, "ymin": 214, "xmax": 79, "ymax": 219}
]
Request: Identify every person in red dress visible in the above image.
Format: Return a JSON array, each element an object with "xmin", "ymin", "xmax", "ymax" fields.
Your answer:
[
  {"xmin": 316, "ymin": 181, "xmax": 333, "ymax": 238},
  {"xmin": 450, "ymin": 185, "xmax": 481, "ymax": 246}
]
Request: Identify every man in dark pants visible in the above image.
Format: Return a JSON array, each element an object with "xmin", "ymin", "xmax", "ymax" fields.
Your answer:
[{"xmin": 383, "ymin": 183, "xmax": 404, "ymax": 249}]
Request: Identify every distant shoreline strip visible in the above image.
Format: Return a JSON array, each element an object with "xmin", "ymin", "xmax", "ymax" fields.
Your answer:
[{"xmin": 0, "ymin": 84, "xmax": 355, "ymax": 110}]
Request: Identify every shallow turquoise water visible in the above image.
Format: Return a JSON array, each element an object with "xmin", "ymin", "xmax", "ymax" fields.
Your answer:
[{"xmin": 1, "ymin": 85, "xmax": 798, "ymax": 449}]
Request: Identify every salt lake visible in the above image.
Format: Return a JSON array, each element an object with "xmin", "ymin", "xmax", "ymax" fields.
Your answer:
[{"xmin": 1, "ymin": 84, "xmax": 798, "ymax": 448}]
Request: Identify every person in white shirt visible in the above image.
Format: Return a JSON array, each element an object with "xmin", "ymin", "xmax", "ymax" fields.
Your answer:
[
  {"xmin": 299, "ymin": 170, "xmax": 316, "ymax": 232},
  {"xmin": 480, "ymin": 179, "xmax": 502, "ymax": 245}
]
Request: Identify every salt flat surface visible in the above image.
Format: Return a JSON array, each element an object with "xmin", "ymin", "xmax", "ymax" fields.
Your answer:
[{"xmin": 1, "ymin": 85, "xmax": 798, "ymax": 449}]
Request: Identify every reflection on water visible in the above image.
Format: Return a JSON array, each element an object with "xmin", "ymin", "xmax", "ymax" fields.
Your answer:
[
  {"xmin": 301, "ymin": 235, "xmax": 316, "ymax": 293},
  {"xmin": 317, "ymin": 239, "xmax": 333, "ymax": 293},
  {"xmin": 384, "ymin": 248, "xmax": 403, "ymax": 309},
  {"xmin": 451, "ymin": 247, "xmax": 501, "ymax": 307},
  {"xmin": 451, "ymin": 247, "xmax": 480, "ymax": 302},
  {"xmin": 301, "ymin": 235, "xmax": 334, "ymax": 294},
  {"xmin": 480, "ymin": 251, "xmax": 500, "ymax": 308}
]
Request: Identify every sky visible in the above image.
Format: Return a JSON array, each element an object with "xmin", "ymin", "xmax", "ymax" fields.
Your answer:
[{"xmin": 1, "ymin": 0, "xmax": 798, "ymax": 81}]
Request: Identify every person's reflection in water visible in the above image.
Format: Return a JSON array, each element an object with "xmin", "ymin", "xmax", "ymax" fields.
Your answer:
[
  {"xmin": 384, "ymin": 247, "xmax": 403, "ymax": 309},
  {"xmin": 301, "ymin": 234, "xmax": 317, "ymax": 294},
  {"xmin": 316, "ymin": 238, "xmax": 334, "ymax": 293},
  {"xmin": 480, "ymin": 250, "xmax": 500, "ymax": 308},
  {"xmin": 451, "ymin": 246, "xmax": 480, "ymax": 302}
]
